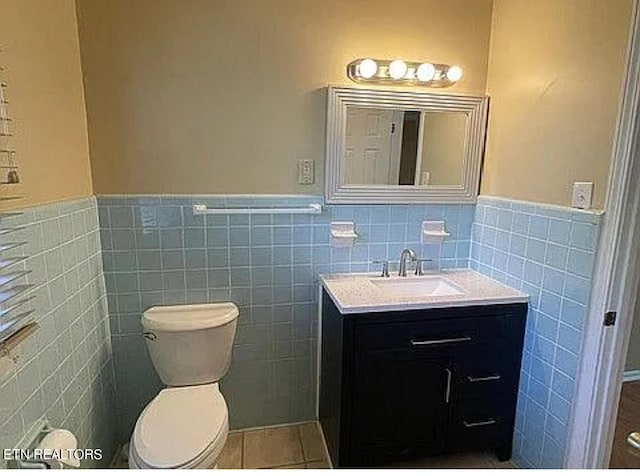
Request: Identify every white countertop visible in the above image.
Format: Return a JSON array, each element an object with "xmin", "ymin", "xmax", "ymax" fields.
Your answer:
[{"xmin": 319, "ymin": 269, "xmax": 528, "ymax": 314}]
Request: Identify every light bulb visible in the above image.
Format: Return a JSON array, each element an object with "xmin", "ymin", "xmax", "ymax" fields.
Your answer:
[
  {"xmin": 388, "ymin": 60, "xmax": 408, "ymax": 80},
  {"xmin": 357, "ymin": 59, "xmax": 378, "ymax": 79},
  {"xmin": 446, "ymin": 65, "xmax": 463, "ymax": 82},
  {"xmin": 416, "ymin": 63, "xmax": 436, "ymax": 82}
]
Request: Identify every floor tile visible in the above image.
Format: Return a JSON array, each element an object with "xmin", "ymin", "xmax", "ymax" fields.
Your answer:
[
  {"xmin": 228, "ymin": 423, "xmax": 514, "ymax": 470},
  {"xmin": 384, "ymin": 452, "xmax": 503, "ymax": 469},
  {"xmin": 306, "ymin": 460, "xmax": 331, "ymax": 469},
  {"xmin": 492, "ymin": 459, "xmax": 517, "ymax": 469},
  {"xmin": 110, "ymin": 445, "xmax": 129, "ymax": 469},
  {"xmin": 298, "ymin": 422, "xmax": 327, "ymax": 462},
  {"xmin": 110, "ymin": 452, "xmax": 128, "ymax": 469},
  {"xmin": 243, "ymin": 426, "xmax": 305, "ymax": 469},
  {"xmin": 218, "ymin": 432, "xmax": 243, "ymax": 469}
]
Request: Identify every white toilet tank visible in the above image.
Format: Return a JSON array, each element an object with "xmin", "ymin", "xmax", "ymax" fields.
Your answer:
[{"xmin": 142, "ymin": 303, "xmax": 238, "ymax": 386}]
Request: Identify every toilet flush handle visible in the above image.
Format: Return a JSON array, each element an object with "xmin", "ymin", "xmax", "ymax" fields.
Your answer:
[{"xmin": 143, "ymin": 332, "xmax": 157, "ymax": 341}]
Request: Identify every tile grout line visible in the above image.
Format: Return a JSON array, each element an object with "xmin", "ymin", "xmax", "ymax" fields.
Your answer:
[{"xmin": 296, "ymin": 423, "xmax": 307, "ymax": 463}]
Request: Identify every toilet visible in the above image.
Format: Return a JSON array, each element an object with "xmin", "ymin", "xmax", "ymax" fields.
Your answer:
[{"xmin": 128, "ymin": 303, "xmax": 238, "ymax": 469}]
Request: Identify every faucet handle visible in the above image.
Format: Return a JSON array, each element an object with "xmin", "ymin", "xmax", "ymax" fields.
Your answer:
[
  {"xmin": 415, "ymin": 258, "xmax": 433, "ymax": 276},
  {"xmin": 373, "ymin": 260, "xmax": 390, "ymax": 278}
]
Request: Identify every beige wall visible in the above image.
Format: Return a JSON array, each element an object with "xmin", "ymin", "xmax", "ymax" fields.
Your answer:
[
  {"xmin": 420, "ymin": 112, "xmax": 467, "ymax": 185},
  {"xmin": 481, "ymin": 0, "xmax": 633, "ymax": 209},
  {"xmin": 0, "ymin": 1, "xmax": 631, "ymax": 206},
  {"xmin": 76, "ymin": 0, "xmax": 494, "ymax": 195},
  {"xmin": 0, "ymin": 0, "xmax": 93, "ymax": 209}
]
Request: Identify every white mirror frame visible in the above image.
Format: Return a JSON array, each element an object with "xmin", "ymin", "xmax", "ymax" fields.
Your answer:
[{"xmin": 325, "ymin": 86, "xmax": 489, "ymax": 204}]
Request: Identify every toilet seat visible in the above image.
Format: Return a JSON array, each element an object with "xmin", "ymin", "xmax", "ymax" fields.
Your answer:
[{"xmin": 131, "ymin": 383, "xmax": 228, "ymax": 469}]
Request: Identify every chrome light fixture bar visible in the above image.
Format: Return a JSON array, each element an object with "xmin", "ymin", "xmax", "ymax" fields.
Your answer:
[{"xmin": 347, "ymin": 58, "xmax": 463, "ymax": 87}]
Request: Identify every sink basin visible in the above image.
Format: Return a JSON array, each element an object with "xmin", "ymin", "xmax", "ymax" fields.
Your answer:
[{"xmin": 370, "ymin": 276, "xmax": 465, "ymax": 298}]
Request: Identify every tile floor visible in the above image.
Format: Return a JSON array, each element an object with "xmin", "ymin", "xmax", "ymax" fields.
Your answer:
[
  {"xmin": 218, "ymin": 422, "xmax": 330, "ymax": 469},
  {"xmin": 114, "ymin": 421, "xmax": 516, "ymax": 469},
  {"xmin": 218, "ymin": 422, "xmax": 516, "ymax": 470},
  {"xmin": 383, "ymin": 452, "xmax": 516, "ymax": 470}
]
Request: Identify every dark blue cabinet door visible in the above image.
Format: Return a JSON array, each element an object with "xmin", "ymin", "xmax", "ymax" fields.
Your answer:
[{"xmin": 349, "ymin": 356, "xmax": 451, "ymax": 465}]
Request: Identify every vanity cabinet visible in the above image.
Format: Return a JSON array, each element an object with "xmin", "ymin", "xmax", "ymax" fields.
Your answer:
[{"xmin": 319, "ymin": 290, "xmax": 528, "ymax": 468}]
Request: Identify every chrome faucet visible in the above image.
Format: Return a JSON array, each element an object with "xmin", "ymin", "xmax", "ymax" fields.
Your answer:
[
  {"xmin": 373, "ymin": 260, "xmax": 390, "ymax": 278},
  {"xmin": 398, "ymin": 248, "xmax": 418, "ymax": 277}
]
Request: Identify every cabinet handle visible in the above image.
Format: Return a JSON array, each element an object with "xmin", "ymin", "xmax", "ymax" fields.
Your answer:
[
  {"xmin": 445, "ymin": 368, "xmax": 452, "ymax": 403},
  {"xmin": 467, "ymin": 374, "xmax": 501, "ymax": 382},
  {"xmin": 463, "ymin": 419, "xmax": 497, "ymax": 428},
  {"xmin": 410, "ymin": 336, "xmax": 472, "ymax": 346},
  {"xmin": 627, "ymin": 431, "xmax": 640, "ymax": 449}
]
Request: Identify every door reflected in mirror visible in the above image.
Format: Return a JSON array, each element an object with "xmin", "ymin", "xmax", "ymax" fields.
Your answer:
[{"xmin": 345, "ymin": 107, "xmax": 468, "ymax": 187}]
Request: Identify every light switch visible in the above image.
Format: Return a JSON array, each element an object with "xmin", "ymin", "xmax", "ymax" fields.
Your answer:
[
  {"xmin": 298, "ymin": 159, "xmax": 315, "ymax": 185},
  {"xmin": 572, "ymin": 182, "xmax": 593, "ymax": 209}
]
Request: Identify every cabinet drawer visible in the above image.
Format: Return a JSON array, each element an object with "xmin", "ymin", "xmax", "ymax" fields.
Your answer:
[
  {"xmin": 453, "ymin": 346, "xmax": 521, "ymax": 400},
  {"xmin": 355, "ymin": 316, "xmax": 508, "ymax": 356},
  {"xmin": 448, "ymin": 398, "xmax": 513, "ymax": 452}
]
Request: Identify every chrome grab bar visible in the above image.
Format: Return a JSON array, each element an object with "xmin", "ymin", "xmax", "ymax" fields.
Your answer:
[
  {"xmin": 463, "ymin": 419, "xmax": 496, "ymax": 428},
  {"xmin": 410, "ymin": 336, "xmax": 472, "ymax": 346},
  {"xmin": 467, "ymin": 375, "xmax": 501, "ymax": 382}
]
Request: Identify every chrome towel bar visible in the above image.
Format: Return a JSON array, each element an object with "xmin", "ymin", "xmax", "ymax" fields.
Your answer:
[{"xmin": 193, "ymin": 203, "xmax": 322, "ymax": 215}]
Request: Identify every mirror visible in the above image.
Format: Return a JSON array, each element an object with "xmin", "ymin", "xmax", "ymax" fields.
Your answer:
[
  {"xmin": 345, "ymin": 108, "xmax": 468, "ymax": 187},
  {"xmin": 326, "ymin": 86, "xmax": 488, "ymax": 204}
]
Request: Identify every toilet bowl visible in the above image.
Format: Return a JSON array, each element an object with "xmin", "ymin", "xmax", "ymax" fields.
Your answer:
[
  {"xmin": 128, "ymin": 303, "xmax": 238, "ymax": 469},
  {"xmin": 129, "ymin": 384, "xmax": 229, "ymax": 469}
]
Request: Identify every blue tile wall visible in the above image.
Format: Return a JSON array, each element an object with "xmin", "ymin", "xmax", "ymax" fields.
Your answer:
[
  {"xmin": 97, "ymin": 195, "xmax": 474, "ymax": 441},
  {"xmin": 0, "ymin": 192, "xmax": 602, "ymax": 468},
  {"xmin": 0, "ymin": 198, "xmax": 116, "ymax": 469},
  {"xmin": 470, "ymin": 196, "xmax": 602, "ymax": 469}
]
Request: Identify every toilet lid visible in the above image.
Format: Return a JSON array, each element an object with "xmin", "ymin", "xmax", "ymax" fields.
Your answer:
[{"xmin": 133, "ymin": 384, "xmax": 227, "ymax": 468}]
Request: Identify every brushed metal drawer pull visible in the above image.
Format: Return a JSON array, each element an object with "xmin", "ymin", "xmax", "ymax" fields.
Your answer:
[
  {"xmin": 627, "ymin": 431, "xmax": 640, "ymax": 449},
  {"xmin": 410, "ymin": 336, "xmax": 472, "ymax": 346},
  {"xmin": 463, "ymin": 419, "xmax": 496, "ymax": 428},
  {"xmin": 467, "ymin": 375, "xmax": 501, "ymax": 382},
  {"xmin": 444, "ymin": 368, "xmax": 452, "ymax": 404}
]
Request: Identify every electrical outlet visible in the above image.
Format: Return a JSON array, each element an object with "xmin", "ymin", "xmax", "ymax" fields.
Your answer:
[
  {"xmin": 298, "ymin": 159, "xmax": 315, "ymax": 185},
  {"xmin": 572, "ymin": 182, "xmax": 593, "ymax": 209}
]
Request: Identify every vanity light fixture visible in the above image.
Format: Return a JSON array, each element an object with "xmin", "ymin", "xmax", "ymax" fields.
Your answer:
[
  {"xmin": 347, "ymin": 58, "xmax": 463, "ymax": 87},
  {"xmin": 388, "ymin": 59, "xmax": 408, "ymax": 80},
  {"xmin": 446, "ymin": 65, "xmax": 463, "ymax": 82},
  {"xmin": 356, "ymin": 58, "xmax": 378, "ymax": 79},
  {"xmin": 416, "ymin": 62, "xmax": 436, "ymax": 82}
]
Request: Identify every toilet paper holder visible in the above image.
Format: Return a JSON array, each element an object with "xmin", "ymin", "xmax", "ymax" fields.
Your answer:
[{"xmin": 10, "ymin": 419, "xmax": 80, "ymax": 469}]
